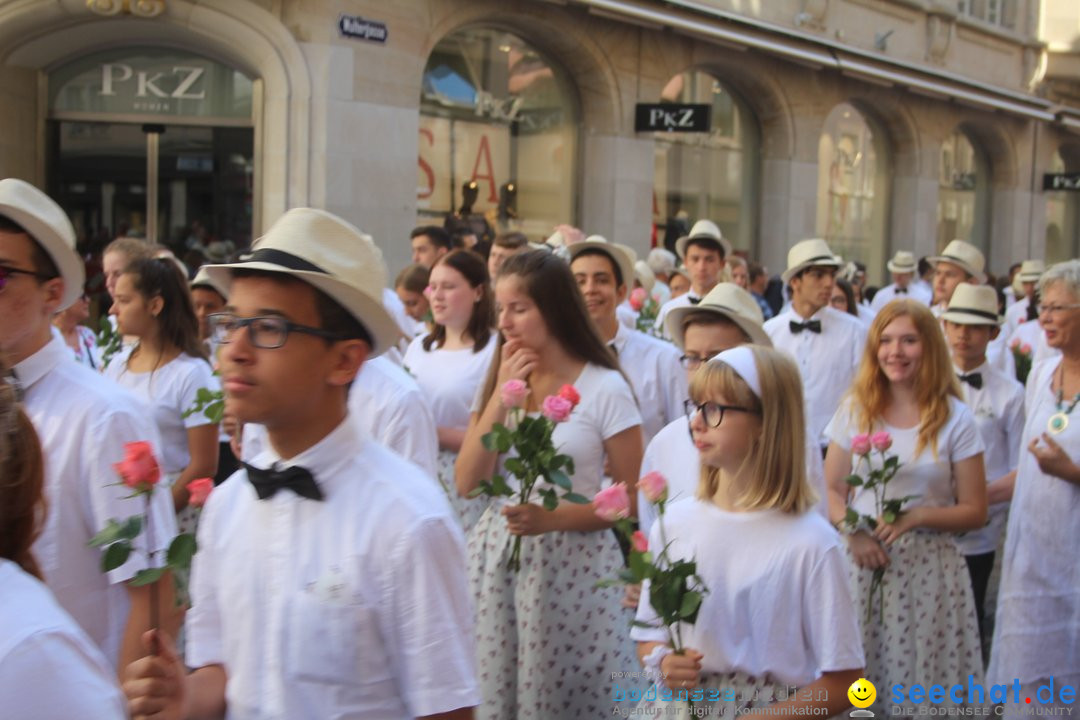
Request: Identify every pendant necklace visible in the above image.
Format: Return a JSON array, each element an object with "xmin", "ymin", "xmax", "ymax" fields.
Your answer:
[{"xmin": 1048, "ymin": 363, "xmax": 1080, "ymax": 434}]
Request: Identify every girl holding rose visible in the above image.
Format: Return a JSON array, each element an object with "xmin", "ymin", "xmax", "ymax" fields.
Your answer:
[
  {"xmin": 824, "ymin": 299, "xmax": 987, "ymax": 713},
  {"xmin": 456, "ymin": 249, "xmax": 644, "ymax": 719}
]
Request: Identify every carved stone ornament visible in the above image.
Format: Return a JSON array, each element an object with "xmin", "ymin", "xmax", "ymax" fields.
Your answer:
[
  {"xmin": 926, "ymin": 12, "xmax": 953, "ymax": 64},
  {"xmin": 86, "ymin": 0, "xmax": 166, "ymax": 18},
  {"xmin": 797, "ymin": 0, "xmax": 828, "ymax": 31}
]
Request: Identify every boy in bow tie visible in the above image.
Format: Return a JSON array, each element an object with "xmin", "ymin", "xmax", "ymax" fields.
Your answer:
[{"xmin": 122, "ymin": 209, "xmax": 478, "ymax": 720}]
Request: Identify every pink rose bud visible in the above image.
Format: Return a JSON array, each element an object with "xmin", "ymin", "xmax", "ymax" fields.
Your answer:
[
  {"xmin": 870, "ymin": 431, "xmax": 892, "ymax": 453},
  {"xmin": 1009, "ymin": 338, "xmax": 1019, "ymax": 349},
  {"xmin": 187, "ymin": 477, "xmax": 214, "ymax": 508},
  {"xmin": 629, "ymin": 287, "xmax": 647, "ymax": 312},
  {"xmin": 851, "ymin": 433, "xmax": 872, "ymax": 456},
  {"xmin": 113, "ymin": 441, "xmax": 161, "ymax": 492},
  {"xmin": 541, "ymin": 395, "xmax": 573, "ymax": 423},
  {"xmin": 593, "ymin": 483, "xmax": 631, "ymax": 522},
  {"xmin": 631, "ymin": 530, "xmax": 649, "ymax": 553},
  {"xmin": 1021, "ymin": 343, "xmax": 1032, "ymax": 354},
  {"xmin": 557, "ymin": 384, "xmax": 581, "ymax": 409},
  {"xmin": 638, "ymin": 471, "xmax": 668, "ymax": 504},
  {"xmin": 500, "ymin": 380, "xmax": 529, "ymax": 409}
]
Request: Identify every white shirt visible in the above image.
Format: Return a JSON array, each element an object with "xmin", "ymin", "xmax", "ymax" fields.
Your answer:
[
  {"xmin": 616, "ymin": 301, "xmax": 638, "ymax": 329},
  {"xmin": 765, "ymin": 306, "xmax": 867, "ymax": 446},
  {"xmin": 826, "ymin": 396, "xmax": 984, "ymax": 518},
  {"xmin": 631, "ymin": 500, "xmax": 865, "ymax": 685},
  {"xmin": 242, "ymin": 356, "xmax": 439, "ymax": 479},
  {"xmin": 952, "ymin": 361, "xmax": 1025, "ymax": 555},
  {"xmin": 105, "ymin": 349, "xmax": 219, "ymax": 475},
  {"xmin": 0, "ymin": 561, "xmax": 127, "ymax": 719},
  {"xmin": 17, "ymin": 336, "xmax": 178, "ymax": 667},
  {"xmin": 610, "ymin": 323, "xmax": 687, "ymax": 445},
  {"xmin": 1002, "ymin": 296, "xmax": 1031, "ymax": 341},
  {"xmin": 403, "ymin": 334, "xmax": 496, "ymax": 430},
  {"xmin": 870, "ymin": 282, "xmax": 932, "ymax": 312},
  {"xmin": 187, "ymin": 415, "xmax": 479, "ymax": 719},
  {"xmin": 654, "ymin": 292, "xmax": 702, "ymax": 339}
]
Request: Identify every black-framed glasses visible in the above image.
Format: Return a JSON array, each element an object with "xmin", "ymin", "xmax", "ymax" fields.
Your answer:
[
  {"xmin": 207, "ymin": 312, "xmax": 346, "ymax": 349},
  {"xmin": 678, "ymin": 352, "xmax": 720, "ymax": 371},
  {"xmin": 683, "ymin": 399, "xmax": 756, "ymax": 428},
  {"xmin": 0, "ymin": 264, "xmax": 54, "ymax": 291}
]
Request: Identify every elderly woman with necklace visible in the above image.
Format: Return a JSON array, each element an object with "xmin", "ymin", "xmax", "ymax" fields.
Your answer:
[{"xmin": 988, "ymin": 259, "xmax": 1080, "ymax": 719}]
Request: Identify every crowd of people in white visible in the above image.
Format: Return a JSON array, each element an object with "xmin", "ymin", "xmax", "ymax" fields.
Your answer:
[{"xmin": 0, "ymin": 175, "xmax": 1077, "ymax": 719}]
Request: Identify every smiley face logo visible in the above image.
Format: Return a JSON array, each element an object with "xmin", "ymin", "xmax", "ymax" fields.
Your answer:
[{"xmin": 848, "ymin": 678, "xmax": 876, "ymax": 709}]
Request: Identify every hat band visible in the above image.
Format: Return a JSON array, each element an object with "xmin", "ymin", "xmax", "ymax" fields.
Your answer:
[
  {"xmin": 946, "ymin": 307, "xmax": 998, "ymax": 322},
  {"xmin": 798, "ymin": 254, "xmax": 836, "ymax": 267},
  {"xmin": 238, "ymin": 248, "xmax": 329, "ymax": 275},
  {"xmin": 939, "ymin": 254, "xmax": 974, "ymax": 270}
]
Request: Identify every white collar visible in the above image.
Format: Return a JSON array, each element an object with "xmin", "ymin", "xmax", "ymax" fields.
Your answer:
[
  {"xmin": 252, "ymin": 413, "xmax": 364, "ymax": 496},
  {"xmin": 611, "ymin": 322, "xmax": 631, "ymax": 352},
  {"xmin": 953, "ymin": 360, "xmax": 989, "ymax": 377},
  {"xmin": 14, "ymin": 335, "xmax": 71, "ymax": 391}
]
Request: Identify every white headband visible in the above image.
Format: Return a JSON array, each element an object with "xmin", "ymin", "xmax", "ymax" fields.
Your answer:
[{"xmin": 710, "ymin": 346, "xmax": 762, "ymax": 399}]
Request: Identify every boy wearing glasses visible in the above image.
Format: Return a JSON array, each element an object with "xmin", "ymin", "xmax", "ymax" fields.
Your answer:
[
  {"xmin": 122, "ymin": 208, "xmax": 478, "ymax": 719},
  {"xmin": 0, "ymin": 178, "xmax": 179, "ymax": 670}
]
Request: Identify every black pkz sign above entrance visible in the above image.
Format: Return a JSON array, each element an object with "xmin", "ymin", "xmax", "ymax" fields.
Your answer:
[
  {"xmin": 339, "ymin": 15, "xmax": 388, "ymax": 43},
  {"xmin": 634, "ymin": 103, "xmax": 711, "ymax": 133},
  {"xmin": 1044, "ymin": 173, "xmax": 1080, "ymax": 191}
]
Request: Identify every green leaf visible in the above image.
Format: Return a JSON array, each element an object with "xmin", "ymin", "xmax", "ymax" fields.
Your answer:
[
  {"xmin": 882, "ymin": 510, "xmax": 897, "ymax": 525},
  {"xmin": 680, "ymin": 590, "xmax": 703, "ymax": 620},
  {"xmin": 491, "ymin": 474, "xmax": 514, "ymax": 496},
  {"xmin": 88, "ymin": 519, "xmax": 125, "ymax": 548},
  {"xmin": 101, "ymin": 541, "xmax": 132, "ymax": 571},
  {"xmin": 117, "ymin": 515, "xmax": 142, "ymax": 541},
  {"xmin": 481, "ymin": 431, "xmax": 500, "ymax": 452},
  {"xmin": 130, "ymin": 567, "xmax": 166, "ymax": 587},
  {"xmin": 547, "ymin": 469, "xmax": 572, "ymax": 491},
  {"xmin": 628, "ymin": 551, "xmax": 650, "ymax": 582},
  {"xmin": 166, "ymin": 533, "xmax": 197, "ymax": 569},
  {"xmin": 562, "ymin": 491, "xmax": 590, "ymax": 505},
  {"xmin": 844, "ymin": 474, "xmax": 863, "ymax": 487},
  {"xmin": 504, "ymin": 457, "xmax": 527, "ymax": 478},
  {"xmin": 540, "ymin": 489, "xmax": 558, "ymax": 511},
  {"xmin": 844, "ymin": 507, "xmax": 860, "ymax": 527}
]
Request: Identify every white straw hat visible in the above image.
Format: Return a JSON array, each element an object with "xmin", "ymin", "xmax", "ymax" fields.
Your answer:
[
  {"xmin": 204, "ymin": 208, "xmax": 401, "ymax": 356},
  {"xmin": 634, "ymin": 260, "xmax": 656, "ymax": 294},
  {"xmin": 886, "ymin": 250, "xmax": 917, "ymax": 274},
  {"xmin": 1018, "ymin": 259, "xmax": 1045, "ymax": 283},
  {"xmin": 0, "ymin": 178, "xmax": 83, "ymax": 310},
  {"xmin": 665, "ymin": 282, "xmax": 772, "ymax": 349},
  {"xmin": 190, "ymin": 266, "xmax": 229, "ymax": 301},
  {"xmin": 675, "ymin": 220, "xmax": 732, "ymax": 261},
  {"xmin": 941, "ymin": 284, "xmax": 1002, "ymax": 326},
  {"xmin": 928, "ymin": 239, "xmax": 986, "ymax": 284},
  {"xmin": 781, "ymin": 238, "xmax": 843, "ymax": 284},
  {"xmin": 566, "ymin": 235, "xmax": 637, "ymax": 289}
]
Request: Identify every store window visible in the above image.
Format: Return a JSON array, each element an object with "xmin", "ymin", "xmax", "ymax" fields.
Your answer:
[
  {"xmin": 816, "ymin": 103, "xmax": 890, "ymax": 275},
  {"xmin": 418, "ymin": 28, "xmax": 577, "ymax": 241},
  {"xmin": 937, "ymin": 128, "xmax": 990, "ymax": 253},
  {"xmin": 652, "ymin": 71, "xmax": 759, "ymax": 255},
  {"xmin": 1046, "ymin": 148, "xmax": 1080, "ymax": 264}
]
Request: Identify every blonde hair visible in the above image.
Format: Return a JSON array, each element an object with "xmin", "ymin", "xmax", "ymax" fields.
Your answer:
[
  {"xmin": 850, "ymin": 299, "xmax": 959, "ymax": 458},
  {"xmin": 689, "ymin": 346, "xmax": 815, "ymax": 514}
]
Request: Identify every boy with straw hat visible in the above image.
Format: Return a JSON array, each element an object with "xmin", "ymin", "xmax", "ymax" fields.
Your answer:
[{"xmin": 871, "ymin": 250, "xmax": 931, "ymax": 312}]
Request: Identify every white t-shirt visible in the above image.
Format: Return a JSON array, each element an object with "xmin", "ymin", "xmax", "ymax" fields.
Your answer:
[
  {"xmin": 105, "ymin": 348, "xmax": 219, "ymax": 474},
  {"xmin": 17, "ymin": 336, "xmax": 178, "ymax": 667},
  {"xmin": 654, "ymin": 292, "xmax": 702, "ymax": 340},
  {"xmin": 0, "ymin": 561, "xmax": 127, "ymax": 719},
  {"xmin": 826, "ymin": 396, "xmax": 984, "ymax": 518},
  {"xmin": 188, "ymin": 415, "xmax": 479, "ymax": 719},
  {"xmin": 631, "ymin": 500, "xmax": 865, "ymax": 686},
  {"xmin": 403, "ymin": 334, "xmax": 497, "ymax": 430}
]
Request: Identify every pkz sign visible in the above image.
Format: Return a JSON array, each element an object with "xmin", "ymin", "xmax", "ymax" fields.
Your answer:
[
  {"xmin": 635, "ymin": 103, "xmax": 711, "ymax": 133},
  {"xmin": 339, "ymin": 15, "xmax": 388, "ymax": 43},
  {"xmin": 1044, "ymin": 173, "xmax": 1080, "ymax": 191}
]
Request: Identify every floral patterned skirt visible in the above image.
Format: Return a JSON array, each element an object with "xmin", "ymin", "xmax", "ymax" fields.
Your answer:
[
  {"xmin": 437, "ymin": 449, "xmax": 487, "ymax": 534},
  {"xmin": 845, "ymin": 530, "xmax": 984, "ymax": 715},
  {"xmin": 468, "ymin": 502, "xmax": 642, "ymax": 719}
]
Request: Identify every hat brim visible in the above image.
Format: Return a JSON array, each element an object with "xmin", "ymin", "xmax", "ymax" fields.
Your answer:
[
  {"xmin": 781, "ymin": 258, "xmax": 843, "ymax": 285},
  {"xmin": 566, "ymin": 241, "xmax": 636, "ymax": 291},
  {"xmin": 0, "ymin": 201, "xmax": 84, "ymax": 310},
  {"xmin": 940, "ymin": 309, "xmax": 1002, "ymax": 326},
  {"xmin": 202, "ymin": 261, "xmax": 402, "ymax": 356},
  {"xmin": 1018, "ymin": 273, "xmax": 1042, "ymax": 283},
  {"xmin": 675, "ymin": 233, "xmax": 733, "ymax": 262},
  {"xmin": 927, "ymin": 255, "xmax": 987, "ymax": 285},
  {"xmin": 886, "ymin": 262, "xmax": 916, "ymax": 274},
  {"xmin": 665, "ymin": 302, "xmax": 772, "ymax": 350}
]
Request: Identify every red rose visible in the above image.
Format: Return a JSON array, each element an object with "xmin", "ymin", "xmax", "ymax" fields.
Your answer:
[
  {"xmin": 557, "ymin": 384, "xmax": 581, "ymax": 409},
  {"xmin": 113, "ymin": 441, "xmax": 161, "ymax": 493},
  {"xmin": 187, "ymin": 477, "xmax": 214, "ymax": 508}
]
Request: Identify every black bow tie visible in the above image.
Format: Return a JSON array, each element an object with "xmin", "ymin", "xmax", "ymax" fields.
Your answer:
[
  {"xmin": 244, "ymin": 462, "xmax": 324, "ymax": 501},
  {"xmin": 790, "ymin": 319, "xmax": 822, "ymax": 334},
  {"xmin": 687, "ymin": 296, "xmax": 701, "ymax": 306},
  {"xmin": 896, "ymin": 287, "xmax": 908, "ymax": 295},
  {"xmin": 957, "ymin": 372, "xmax": 983, "ymax": 390}
]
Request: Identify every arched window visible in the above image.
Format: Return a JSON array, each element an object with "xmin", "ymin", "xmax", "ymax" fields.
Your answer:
[
  {"xmin": 1046, "ymin": 148, "xmax": 1080, "ymax": 264},
  {"xmin": 652, "ymin": 71, "xmax": 759, "ymax": 255},
  {"xmin": 418, "ymin": 28, "xmax": 578, "ymax": 240},
  {"xmin": 816, "ymin": 103, "xmax": 889, "ymax": 273},
  {"xmin": 937, "ymin": 128, "xmax": 990, "ymax": 252}
]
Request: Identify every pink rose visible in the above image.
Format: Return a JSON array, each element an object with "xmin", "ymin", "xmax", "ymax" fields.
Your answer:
[
  {"xmin": 500, "ymin": 380, "xmax": 529, "ymax": 409},
  {"xmin": 1021, "ymin": 343, "xmax": 1032, "ymax": 354},
  {"xmin": 593, "ymin": 484, "xmax": 631, "ymax": 522},
  {"xmin": 631, "ymin": 530, "xmax": 649, "ymax": 553},
  {"xmin": 113, "ymin": 441, "xmax": 161, "ymax": 492},
  {"xmin": 851, "ymin": 433, "xmax": 872, "ymax": 457},
  {"xmin": 557, "ymin": 384, "xmax": 581, "ymax": 409},
  {"xmin": 629, "ymin": 287, "xmax": 647, "ymax": 312},
  {"xmin": 187, "ymin": 478, "xmax": 214, "ymax": 508},
  {"xmin": 541, "ymin": 395, "xmax": 573, "ymax": 423},
  {"xmin": 1009, "ymin": 338, "xmax": 1019, "ymax": 350},
  {"xmin": 638, "ymin": 471, "xmax": 668, "ymax": 504},
  {"xmin": 870, "ymin": 431, "xmax": 892, "ymax": 453}
]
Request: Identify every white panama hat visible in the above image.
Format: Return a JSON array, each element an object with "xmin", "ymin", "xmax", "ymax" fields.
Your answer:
[
  {"xmin": 781, "ymin": 238, "xmax": 843, "ymax": 284},
  {"xmin": 675, "ymin": 220, "xmax": 732, "ymax": 261},
  {"xmin": 886, "ymin": 250, "xmax": 917, "ymax": 274},
  {"xmin": 928, "ymin": 239, "xmax": 987, "ymax": 285},
  {"xmin": 566, "ymin": 235, "xmax": 638, "ymax": 289},
  {"xmin": 665, "ymin": 282, "xmax": 772, "ymax": 349},
  {"xmin": 941, "ymin": 284, "xmax": 1002, "ymax": 326}
]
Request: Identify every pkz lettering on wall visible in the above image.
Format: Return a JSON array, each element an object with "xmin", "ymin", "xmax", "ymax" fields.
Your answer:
[
  {"xmin": 339, "ymin": 15, "xmax": 388, "ymax": 43},
  {"xmin": 99, "ymin": 64, "xmax": 206, "ymax": 100}
]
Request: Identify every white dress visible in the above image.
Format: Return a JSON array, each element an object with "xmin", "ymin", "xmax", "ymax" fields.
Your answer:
[
  {"xmin": 826, "ymin": 397, "xmax": 985, "ymax": 714},
  {"xmin": 988, "ymin": 358, "xmax": 1080, "ymax": 707},
  {"xmin": 404, "ymin": 334, "xmax": 497, "ymax": 532},
  {"xmin": 468, "ymin": 362, "xmax": 643, "ymax": 719}
]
